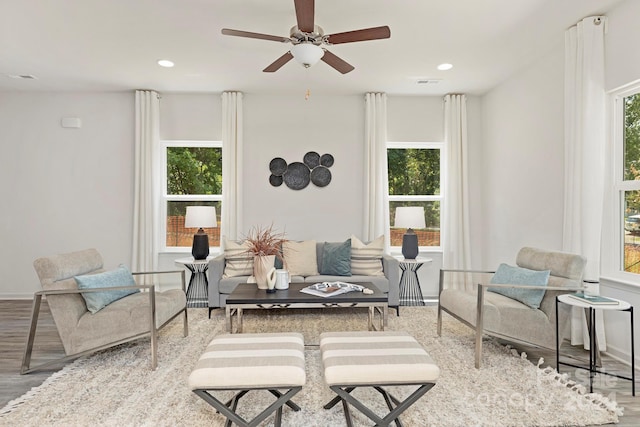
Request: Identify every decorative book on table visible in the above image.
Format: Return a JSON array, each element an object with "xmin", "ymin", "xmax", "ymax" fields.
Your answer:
[
  {"xmin": 568, "ymin": 292, "xmax": 619, "ymax": 305},
  {"xmin": 300, "ymin": 281, "xmax": 364, "ymax": 297}
]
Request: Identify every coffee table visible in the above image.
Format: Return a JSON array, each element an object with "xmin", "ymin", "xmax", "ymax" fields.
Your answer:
[{"xmin": 225, "ymin": 282, "xmax": 388, "ymax": 333}]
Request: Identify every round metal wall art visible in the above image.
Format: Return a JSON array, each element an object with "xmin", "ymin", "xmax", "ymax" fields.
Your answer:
[
  {"xmin": 269, "ymin": 152, "xmax": 334, "ymax": 189},
  {"xmin": 269, "ymin": 157, "xmax": 288, "ymax": 176},
  {"xmin": 320, "ymin": 153, "xmax": 334, "ymax": 167},
  {"xmin": 310, "ymin": 166, "xmax": 331, "ymax": 187},
  {"xmin": 283, "ymin": 162, "xmax": 311, "ymax": 190},
  {"xmin": 303, "ymin": 151, "xmax": 320, "ymax": 168}
]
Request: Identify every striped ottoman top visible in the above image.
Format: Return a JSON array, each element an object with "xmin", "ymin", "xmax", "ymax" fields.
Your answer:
[
  {"xmin": 189, "ymin": 332, "xmax": 306, "ymax": 390},
  {"xmin": 320, "ymin": 331, "xmax": 439, "ymax": 386}
]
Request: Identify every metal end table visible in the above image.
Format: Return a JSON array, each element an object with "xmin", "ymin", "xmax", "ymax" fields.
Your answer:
[
  {"xmin": 556, "ymin": 293, "xmax": 635, "ymax": 396},
  {"xmin": 175, "ymin": 257, "xmax": 212, "ymax": 308}
]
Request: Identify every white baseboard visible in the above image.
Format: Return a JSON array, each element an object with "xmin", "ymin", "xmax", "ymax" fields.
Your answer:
[
  {"xmin": 603, "ymin": 343, "xmax": 640, "ymax": 370},
  {"xmin": 0, "ymin": 293, "xmax": 33, "ymax": 300}
]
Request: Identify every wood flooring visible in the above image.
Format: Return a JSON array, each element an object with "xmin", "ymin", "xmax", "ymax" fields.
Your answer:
[{"xmin": 0, "ymin": 299, "xmax": 638, "ymax": 426}]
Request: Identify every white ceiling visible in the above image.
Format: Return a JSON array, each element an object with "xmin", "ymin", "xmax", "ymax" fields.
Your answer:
[{"xmin": 0, "ymin": 0, "xmax": 623, "ymax": 96}]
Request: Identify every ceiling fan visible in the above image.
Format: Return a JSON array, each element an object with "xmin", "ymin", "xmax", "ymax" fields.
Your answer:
[{"xmin": 221, "ymin": 0, "xmax": 390, "ymax": 74}]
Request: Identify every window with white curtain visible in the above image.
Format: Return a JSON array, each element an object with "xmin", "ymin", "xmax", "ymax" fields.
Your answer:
[
  {"xmin": 612, "ymin": 83, "xmax": 640, "ymax": 276},
  {"xmin": 387, "ymin": 141, "xmax": 443, "ymax": 249},
  {"xmin": 161, "ymin": 140, "xmax": 222, "ymax": 251}
]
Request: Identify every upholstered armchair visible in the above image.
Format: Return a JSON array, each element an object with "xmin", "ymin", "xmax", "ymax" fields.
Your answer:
[
  {"xmin": 437, "ymin": 247, "xmax": 586, "ymax": 368},
  {"xmin": 22, "ymin": 248, "xmax": 188, "ymax": 374}
]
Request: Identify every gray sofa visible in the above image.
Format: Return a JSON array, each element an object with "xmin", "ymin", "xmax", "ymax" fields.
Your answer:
[{"xmin": 208, "ymin": 241, "xmax": 400, "ymax": 314}]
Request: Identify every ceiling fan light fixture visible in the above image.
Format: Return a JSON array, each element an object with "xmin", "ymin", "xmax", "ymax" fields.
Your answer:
[{"xmin": 290, "ymin": 43, "xmax": 324, "ymax": 68}]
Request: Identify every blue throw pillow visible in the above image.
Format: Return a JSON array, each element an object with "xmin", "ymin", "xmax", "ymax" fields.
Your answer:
[
  {"xmin": 488, "ymin": 263, "xmax": 550, "ymax": 309},
  {"xmin": 75, "ymin": 265, "xmax": 139, "ymax": 313},
  {"xmin": 320, "ymin": 239, "xmax": 352, "ymax": 276}
]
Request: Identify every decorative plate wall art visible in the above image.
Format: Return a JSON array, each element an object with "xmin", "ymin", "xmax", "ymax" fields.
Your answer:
[{"xmin": 269, "ymin": 151, "xmax": 334, "ymax": 190}]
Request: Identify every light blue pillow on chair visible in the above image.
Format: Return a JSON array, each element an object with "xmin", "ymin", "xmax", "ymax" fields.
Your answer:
[
  {"xmin": 75, "ymin": 265, "xmax": 139, "ymax": 313},
  {"xmin": 488, "ymin": 263, "xmax": 550, "ymax": 309}
]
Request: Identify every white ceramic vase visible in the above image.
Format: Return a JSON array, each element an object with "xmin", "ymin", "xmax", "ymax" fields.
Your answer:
[{"xmin": 253, "ymin": 255, "xmax": 276, "ymax": 290}]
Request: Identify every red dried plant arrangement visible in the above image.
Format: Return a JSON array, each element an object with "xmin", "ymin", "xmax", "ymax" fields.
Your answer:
[{"xmin": 244, "ymin": 224, "xmax": 286, "ymax": 260}]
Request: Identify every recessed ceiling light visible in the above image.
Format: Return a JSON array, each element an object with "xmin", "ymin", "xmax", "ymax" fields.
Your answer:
[
  {"xmin": 437, "ymin": 63, "xmax": 453, "ymax": 71},
  {"xmin": 157, "ymin": 59, "xmax": 175, "ymax": 68}
]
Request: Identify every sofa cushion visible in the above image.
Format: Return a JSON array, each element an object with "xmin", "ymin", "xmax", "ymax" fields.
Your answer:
[
  {"xmin": 350, "ymin": 235, "xmax": 384, "ymax": 276},
  {"xmin": 74, "ymin": 265, "xmax": 139, "ymax": 314},
  {"xmin": 283, "ymin": 240, "xmax": 319, "ymax": 276},
  {"xmin": 222, "ymin": 237, "xmax": 254, "ymax": 278},
  {"xmin": 489, "ymin": 263, "xmax": 550, "ymax": 309},
  {"xmin": 319, "ymin": 239, "xmax": 352, "ymax": 276}
]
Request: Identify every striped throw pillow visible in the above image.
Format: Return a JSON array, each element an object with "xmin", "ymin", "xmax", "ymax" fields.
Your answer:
[
  {"xmin": 350, "ymin": 235, "xmax": 384, "ymax": 276},
  {"xmin": 222, "ymin": 237, "xmax": 254, "ymax": 278}
]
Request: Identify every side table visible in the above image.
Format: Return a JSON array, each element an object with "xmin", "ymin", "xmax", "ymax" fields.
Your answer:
[
  {"xmin": 396, "ymin": 257, "xmax": 433, "ymax": 307},
  {"xmin": 175, "ymin": 257, "xmax": 212, "ymax": 308},
  {"xmin": 556, "ymin": 293, "xmax": 635, "ymax": 396}
]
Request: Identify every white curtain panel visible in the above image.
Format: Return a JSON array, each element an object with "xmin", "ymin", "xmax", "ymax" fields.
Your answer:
[
  {"xmin": 443, "ymin": 94, "xmax": 472, "ymax": 289},
  {"xmin": 563, "ymin": 16, "xmax": 607, "ymax": 349},
  {"xmin": 221, "ymin": 91, "xmax": 244, "ymax": 241},
  {"xmin": 363, "ymin": 92, "xmax": 390, "ymax": 251},
  {"xmin": 132, "ymin": 90, "xmax": 161, "ymax": 279}
]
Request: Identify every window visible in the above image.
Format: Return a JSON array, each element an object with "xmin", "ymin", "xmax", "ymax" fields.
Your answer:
[
  {"xmin": 387, "ymin": 141, "xmax": 443, "ymax": 249},
  {"xmin": 161, "ymin": 140, "xmax": 222, "ymax": 251},
  {"xmin": 612, "ymin": 84, "xmax": 640, "ymax": 276}
]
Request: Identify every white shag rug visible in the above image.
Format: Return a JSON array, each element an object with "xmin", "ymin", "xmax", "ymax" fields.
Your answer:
[{"xmin": 0, "ymin": 306, "xmax": 621, "ymax": 426}]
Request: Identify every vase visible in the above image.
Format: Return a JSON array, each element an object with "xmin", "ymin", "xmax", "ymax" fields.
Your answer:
[{"xmin": 254, "ymin": 255, "xmax": 276, "ymax": 290}]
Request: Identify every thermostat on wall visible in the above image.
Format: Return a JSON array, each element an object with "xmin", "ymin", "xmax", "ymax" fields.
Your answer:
[{"xmin": 61, "ymin": 117, "xmax": 82, "ymax": 128}]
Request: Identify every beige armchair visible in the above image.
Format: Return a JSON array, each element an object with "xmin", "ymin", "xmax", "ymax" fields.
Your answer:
[
  {"xmin": 22, "ymin": 248, "xmax": 188, "ymax": 374},
  {"xmin": 437, "ymin": 247, "xmax": 586, "ymax": 368}
]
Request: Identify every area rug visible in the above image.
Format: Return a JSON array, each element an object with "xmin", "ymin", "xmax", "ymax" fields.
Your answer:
[{"xmin": 0, "ymin": 307, "xmax": 621, "ymax": 426}]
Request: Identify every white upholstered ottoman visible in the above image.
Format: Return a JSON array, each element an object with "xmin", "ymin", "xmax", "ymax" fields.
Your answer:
[
  {"xmin": 320, "ymin": 331, "xmax": 439, "ymax": 426},
  {"xmin": 189, "ymin": 332, "xmax": 305, "ymax": 427}
]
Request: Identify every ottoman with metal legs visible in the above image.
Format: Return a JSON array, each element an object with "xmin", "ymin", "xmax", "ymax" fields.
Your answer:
[
  {"xmin": 189, "ymin": 332, "xmax": 305, "ymax": 427},
  {"xmin": 320, "ymin": 331, "xmax": 439, "ymax": 426}
]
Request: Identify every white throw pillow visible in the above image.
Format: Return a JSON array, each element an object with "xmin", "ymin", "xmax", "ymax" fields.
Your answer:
[
  {"xmin": 350, "ymin": 235, "xmax": 384, "ymax": 276},
  {"xmin": 222, "ymin": 237, "xmax": 254, "ymax": 278},
  {"xmin": 283, "ymin": 240, "xmax": 318, "ymax": 276}
]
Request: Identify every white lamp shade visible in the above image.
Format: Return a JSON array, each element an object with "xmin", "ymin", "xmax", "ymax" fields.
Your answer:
[
  {"xmin": 290, "ymin": 43, "xmax": 324, "ymax": 67},
  {"xmin": 394, "ymin": 206, "xmax": 426, "ymax": 229},
  {"xmin": 185, "ymin": 206, "xmax": 217, "ymax": 228}
]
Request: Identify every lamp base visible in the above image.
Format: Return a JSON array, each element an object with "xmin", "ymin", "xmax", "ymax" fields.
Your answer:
[
  {"xmin": 192, "ymin": 230, "xmax": 210, "ymax": 260},
  {"xmin": 401, "ymin": 231, "xmax": 419, "ymax": 260}
]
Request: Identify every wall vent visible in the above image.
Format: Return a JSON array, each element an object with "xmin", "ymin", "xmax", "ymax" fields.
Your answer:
[{"xmin": 416, "ymin": 79, "xmax": 441, "ymax": 84}]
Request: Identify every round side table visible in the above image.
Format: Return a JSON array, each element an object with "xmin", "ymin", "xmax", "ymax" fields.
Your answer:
[
  {"xmin": 556, "ymin": 293, "xmax": 635, "ymax": 396},
  {"xmin": 396, "ymin": 257, "xmax": 433, "ymax": 307},
  {"xmin": 175, "ymin": 257, "xmax": 212, "ymax": 308}
]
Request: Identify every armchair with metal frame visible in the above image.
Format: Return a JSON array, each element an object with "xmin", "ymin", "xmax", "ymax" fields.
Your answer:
[
  {"xmin": 437, "ymin": 247, "xmax": 586, "ymax": 368},
  {"xmin": 22, "ymin": 248, "xmax": 189, "ymax": 374}
]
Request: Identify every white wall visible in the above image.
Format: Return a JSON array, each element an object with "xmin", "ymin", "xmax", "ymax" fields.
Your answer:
[
  {"xmin": 605, "ymin": 0, "xmax": 640, "ymax": 92},
  {"xmin": 0, "ymin": 92, "xmax": 134, "ymax": 297},
  {"xmin": 242, "ymin": 94, "xmax": 364, "ymax": 241},
  {"xmin": 480, "ymin": 44, "xmax": 565, "ymax": 267}
]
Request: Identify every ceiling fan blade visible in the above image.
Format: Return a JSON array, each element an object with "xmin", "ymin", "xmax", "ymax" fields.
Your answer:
[
  {"xmin": 321, "ymin": 50, "xmax": 355, "ymax": 74},
  {"xmin": 326, "ymin": 26, "xmax": 391, "ymax": 44},
  {"xmin": 263, "ymin": 52, "xmax": 294, "ymax": 72},
  {"xmin": 294, "ymin": 0, "xmax": 314, "ymax": 33},
  {"xmin": 222, "ymin": 28, "xmax": 290, "ymax": 43}
]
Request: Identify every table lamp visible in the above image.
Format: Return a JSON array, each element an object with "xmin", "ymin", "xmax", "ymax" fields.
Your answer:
[
  {"xmin": 185, "ymin": 206, "xmax": 217, "ymax": 260},
  {"xmin": 394, "ymin": 206, "xmax": 426, "ymax": 259}
]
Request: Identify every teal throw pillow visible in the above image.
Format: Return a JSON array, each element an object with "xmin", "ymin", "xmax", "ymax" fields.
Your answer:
[
  {"xmin": 489, "ymin": 263, "xmax": 550, "ymax": 309},
  {"xmin": 75, "ymin": 265, "xmax": 139, "ymax": 313},
  {"xmin": 320, "ymin": 239, "xmax": 352, "ymax": 276}
]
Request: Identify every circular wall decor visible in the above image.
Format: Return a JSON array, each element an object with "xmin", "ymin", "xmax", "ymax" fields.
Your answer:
[
  {"xmin": 269, "ymin": 157, "xmax": 288, "ymax": 176},
  {"xmin": 310, "ymin": 166, "xmax": 332, "ymax": 187},
  {"xmin": 269, "ymin": 174, "xmax": 283, "ymax": 187},
  {"xmin": 320, "ymin": 153, "xmax": 334, "ymax": 167},
  {"xmin": 303, "ymin": 151, "xmax": 320, "ymax": 169},
  {"xmin": 283, "ymin": 162, "xmax": 310, "ymax": 190}
]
